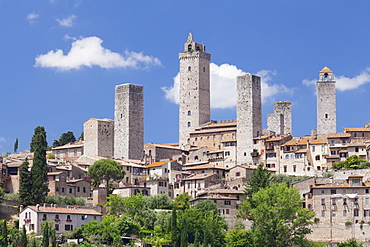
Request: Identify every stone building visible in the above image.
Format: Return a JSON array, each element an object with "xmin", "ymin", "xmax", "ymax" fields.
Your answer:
[
  {"xmin": 83, "ymin": 118, "xmax": 114, "ymax": 158},
  {"xmin": 51, "ymin": 140, "xmax": 84, "ymax": 163},
  {"xmin": 179, "ymin": 33, "xmax": 211, "ymax": 149},
  {"xmin": 267, "ymin": 101, "xmax": 292, "ymax": 134},
  {"xmin": 236, "ymin": 74, "xmax": 262, "ymax": 165},
  {"xmin": 317, "ymin": 67, "xmax": 336, "ymax": 135},
  {"xmin": 114, "ymin": 83, "xmax": 144, "ymax": 160}
]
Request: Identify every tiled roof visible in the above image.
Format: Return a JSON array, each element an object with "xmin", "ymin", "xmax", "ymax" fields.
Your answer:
[
  {"xmin": 348, "ymin": 143, "xmax": 366, "ymax": 147},
  {"xmin": 146, "ymin": 160, "xmax": 174, "ymax": 168},
  {"xmin": 26, "ymin": 206, "xmax": 102, "ymax": 215},
  {"xmin": 344, "ymin": 127, "xmax": 370, "ymax": 132},
  {"xmin": 327, "ymin": 133, "xmax": 351, "ymax": 138},
  {"xmin": 184, "ymin": 164, "xmax": 227, "ymax": 170},
  {"xmin": 182, "ymin": 173, "xmax": 215, "ymax": 180}
]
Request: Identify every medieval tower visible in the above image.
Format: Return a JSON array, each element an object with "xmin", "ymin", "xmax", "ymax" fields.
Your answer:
[
  {"xmin": 114, "ymin": 83, "xmax": 144, "ymax": 160},
  {"xmin": 236, "ymin": 74, "xmax": 262, "ymax": 165},
  {"xmin": 83, "ymin": 118, "xmax": 114, "ymax": 158},
  {"xmin": 317, "ymin": 67, "xmax": 336, "ymax": 135},
  {"xmin": 267, "ymin": 101, "xmax": 292, "ymax": 134},
  {"xmin": 179, "ymin": 33, "xmax": 211, "ymax": 149}
]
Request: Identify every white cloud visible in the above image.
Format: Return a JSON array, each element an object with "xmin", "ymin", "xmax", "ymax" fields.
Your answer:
[
  {"xmin": 0, "ymin": 137, "xmax": 5, "ymax": 143},
  {"xmin": 34, "ymin": 36, "xmax": 162, "ymax": 71},
  {"xmin": 303, "ymin": 68, "xmax": 370, "ymax": 91},
  {"xmin": 56, "ymin": 15, "xmax": 77, "ymax": 27},
  {"xmin": 162, "ymin": 63, "xmax": 293, "ymax": 109},
  {"xmin": 27, "ymin": 12, "xmax": 39, "ymax": 24}
]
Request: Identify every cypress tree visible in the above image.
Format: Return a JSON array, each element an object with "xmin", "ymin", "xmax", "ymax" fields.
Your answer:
[
  {"xmin": 0, "ymin": 220, "xmax": 8, "ymax": 247},
  {"xmin": 170, "ymin": 208, "xmax": 179, "ymax": 247},
  {"xmin": 20, "ymin": 226, "xmax": 27, "ymax": 247},
  {"xmin": 30, "ymin": 126, "xmax": 49, "ymax": 204},
  {"xmin": 51, "ymin": 227, "xmax": 56, "ymax": 247},
  {"xmin": 19, "ymin": 158, "xmax": 32, "ymax": 207},
  {"xmin": 14, "ymin": 138, "xmax": 18, "ymax": 153},
  {"xmin": 41, "ymin": 222, "xmax": 50, "ymax": 247}
]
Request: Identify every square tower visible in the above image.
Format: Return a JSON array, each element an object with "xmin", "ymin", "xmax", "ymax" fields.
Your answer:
[
  {"xmin": 267, "ymin": 101, "xmax": 292, "ymax": 134},
  {"xmin": 236, "ymin": 74, "xmax": 262, "ymax": 165},
  {"xmin": 114, "ymin": 83, "xmax": 144, "ymax": 160},
  {"xmin": 317, "ymin": 67, "xmax": 336, "ymax": 135},
  {"xmin": 83, "ymin": 118, "xmax": 114, "ymax": 158},
  {"xmin": 179, "ymin": 33, "xmax": 211, "ymax": 149}
]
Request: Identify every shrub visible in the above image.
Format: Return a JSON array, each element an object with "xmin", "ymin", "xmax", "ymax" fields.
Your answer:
[
  {"xmin": 314, "ymin": 218, "xmax": 320, "ymax": 224},
  {"xmin": 345, "ymin": 221, "xmax": 352, "ymax": 226}
]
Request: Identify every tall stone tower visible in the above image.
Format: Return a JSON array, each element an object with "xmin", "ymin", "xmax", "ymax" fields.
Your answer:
[
  {"xmin": 179, "ymin": 33, "xmax": 211, "ymax": 149},
  {"xmin": 236, "ymin": 74, "xmax": 262, "ymax": 165},
  {"xmin": 84, "ymin": 118, "xmax": 114, "ymax": 158},
  {"xmin": 114, "ymin": 83, "xmax": 144, "ymax": 160},
  {"xmin": 267, "ymin": 101, "xmax": 292, "ymax": 134},
  {"xmin": 317, "ymin": 67, "xmax": 336, "ymax": 135}
]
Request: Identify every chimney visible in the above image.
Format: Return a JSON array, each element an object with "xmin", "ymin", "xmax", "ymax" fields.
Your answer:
[{"xmin": 36, "ymin": 204, "xmax": 40, "ymax": 211}]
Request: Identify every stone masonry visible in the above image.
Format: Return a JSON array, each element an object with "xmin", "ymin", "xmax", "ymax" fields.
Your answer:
[
  {"xmin": 317, "ymin": 67, "xmax": 336, "ymax": 135},
  {"xmin": 267, "ymin": 101, "xmax": 292, "ymax": 134},
  {"xmin": 114, "ymin": 83, "xmax": 144, "ymax": 160},
  {"xmin": 236, "ymin": 74, "xmax": 262, "ymax": 165},
  {"xmin": 179, "ymin": 33, "xmax": 211, "ymax": 149},
  {"xmin": 83, "ymin": 118, "xmax": 114, "ymax": 158}
]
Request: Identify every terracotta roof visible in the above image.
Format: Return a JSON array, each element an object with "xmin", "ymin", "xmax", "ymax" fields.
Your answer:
[
  {"xmin": 182, "ymin": 173, "xmax": 215, "ymax": 180},
  {"xmin": 348, "ymin": 143, "xmax": 366, "ymax": 147},
  {"xmin": 310, "ymin": 139, "xmax": 327, "ymax": 145},
  {"xmin": 146, "ymin": 160, "xmax": 174, "ymax": 168},
  {"xmin": 52, "ymin": 141, "xmax": 84, "ymax": 150},
  {"xmin": 344, "ymin": 127, "xmax": 370, "ymax": 132},
  {"xmin": 184, "ymin": 164, "xmax": 227, "ymax": 170},
  {"xmin": 327, "ymin": 133, "xmax": 351, "ymax": 138},
  {"xmin": 348, "ymin": 175, "xmax": 364, "ymax": 178},
  {"xmin": 320, "ymin": 66, "xmax": 332, "ymax": 72},
  {"xmin": 26, "ymin": 206, "xmax": 102, "ymax": 215},
  {"xmin": 295, "ymin": 149, "xmax": 308, "ymax": 154}
]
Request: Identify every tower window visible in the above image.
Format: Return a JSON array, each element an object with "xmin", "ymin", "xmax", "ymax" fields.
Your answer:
[
  {"xmin": 325, "ymin": 114, "xmax": 328, "ymax": 119},
  {"xmin": 188, "ymin": 44, "xmax": 192, "ymax": 51},
  {"xmin": 188, "ymin": 110, "xmax": 191, "ymax": 116},
  {"xmin": 188, "ymin": 66, "xmax": 191, "ymax": 72},
  {"xmin": 196, "ymin": 46, "xmax": 200, "ymax": 51},
  {"xmin": 324, "ymin": 73, "xmax": 328, "ymax": 81},
  {"xmin": 203, "ymin": 67, "xmax": 205, "ymax": 72},
  {"xmin": 187, "ymin": 122, "xmax": 191, "ymax": 127}
]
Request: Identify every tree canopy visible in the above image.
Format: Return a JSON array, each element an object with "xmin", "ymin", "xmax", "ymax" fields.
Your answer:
[
  {"xmin": 244, "ymin": 164, "xmax": 272, "ymax": 198},
  {"xmin": 88, "ymin": 159, "xmax": 125, "ymax": 195},
  {"xmin": 332, "ymin": 155, "xmax": 370, "ymax": 170},
  {"xmin": 238, "ymin": 183, "xmax": 315, "ymax": 246},
  {"xmin": 52, "ymin": 131, "xmax": 76, "ymax": 147}
]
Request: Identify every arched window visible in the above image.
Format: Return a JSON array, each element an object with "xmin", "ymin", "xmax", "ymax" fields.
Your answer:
[
  {"xmin": 285, "ymin": 154, "xmax": 289, "ymax": 159},
  {"xmin": 188, "ymin": 44, "xmax": 192, "ymax": 51},
  {"xmin": 188, "ymin": 66, "xmax": 191, "ymax": 71},
  {"xmin": 67, "ymin": 215, "xmax": 71, "ymax": 221},
  {"xmin": 324, "ymin": 73, "xmax": 328, "ymax": 81},
  {"xmin": 188, "ymin": 122, "xmax": 191, "ymax": 127},
  {"xmin": 42, "ymin": 214, "xmax": 47, "ymax": 220},
  {"xmin": 195, "ymin": 156, "xmax": 198, "ymax": 161},
  {"xmin": 25, "ymin": 212, "xmax": 28, "ymax": 218},
  {"xmin": 188, "ymin": 110, "xmax": 191, "ymax": 116}
]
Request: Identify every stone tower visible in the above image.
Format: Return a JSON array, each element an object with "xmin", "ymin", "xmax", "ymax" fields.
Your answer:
[
  {"xmin": 84, "ymin": 118, "xmax": 114, "ymax": 158},
  {"xmin": 236, "ymin": 74, "xmax": 262, "ymax": 165},
  {"xmin": 179, "ymin": 33, "xmax": 211, "ymax": 149},
  {"xmin": 317, "ymin": 67, "xmax": 336, "ymax": 135},
  {"xmin": 267, "ymin": 101, "xmax": 292, "ymax": 134},
  {"xmin": 114, "ymin": 83, "xmax": 144, "ymax": 160}
]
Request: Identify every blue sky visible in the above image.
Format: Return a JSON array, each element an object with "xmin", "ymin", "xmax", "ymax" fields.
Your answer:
[{"xmin": 1, "ymin": 0, "xmax": 370, "ymax": 155}]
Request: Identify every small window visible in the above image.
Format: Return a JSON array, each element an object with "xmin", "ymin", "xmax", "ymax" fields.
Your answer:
[
  {"xmin": 187, "ymin": 110, "xmax": 191, "ymax": 116},
  {"xmin": 224, "ymin": 200, "xmax": 231, "ymax": 205},
  {"xmin": 55, "ymin": 224, "xmax": 59, "ymax": 231},
  {"xmin": 69, "ymin": 188, "xmax": 73, "ymax": 193},
  {"xmin": 236, "ymin": 172, "xmax": 240, "ymax": 177},
  {"xmin": 284, "ymin": 166, "xmax": 287, "ymax": 173},
  {"xmin": 77, "ymin": 187, "xmax": 80, "ymax": 192},
  {"xmin": 187, "ymin": 122, "xmax": 191, "ymax": 127},
  {"xmin": 321, "ymin": 198, "xmax": 325, "ymax": 205},
  {"xmin": 331, "ymin": 189, "xmax": 336, "ymax": 194},
  {"xmin": 188, "ymin": 66, "xmax": 191, "ymax": 72},
  {"xmin": 325, "ymin": 114, "xmax": 328, "ymax": 119},
  {"xmin": 366, "ymin": 198, "xmax": 370, "ymax": 205},
  {"xmin": 62, "ymin": 187, "xmax": 65, "ymax": 193},
  {"xmin": 354, "ymin": 208, "xmax": 359, "ymax": 217},
  {"xmin": 343, "ymin": 210, "xmax": 347, "ymax": 217},
  {"xmin": 83, "ymin": 187, "xmax": 86, "ymax": 193}
]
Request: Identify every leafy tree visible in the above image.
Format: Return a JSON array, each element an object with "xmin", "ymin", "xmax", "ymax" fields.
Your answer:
[
  {"xmin": 174, "ymin": 193, "xmax": 191, "ymax": 210},
  {"xmin": 143, "ymin": 193, "xmax": 173, "ymax": 209},
  {"xmin": 193, "ymin": 199, "xmax": 218, "ymax": 215},
  {"xmin": 238, "ymin": 183, "xmax": 314, "ymax": 247},
  {"xmin": 19, "ymin": 158, "xmax": 33, "ymax": 207},
  {"xmin": 337, "ymin": 239, "xmax": 363, "ymax": 247},
  {"xmin": 0, "ymin": 187, "xmax": 4, "ymax": 204},
  {"xmin": 14, "ymin": 138, "xmax": 18, "ymax": 153},
  {"xmin": 244, "ymin": 164, "xmax": 272, "ymax": 198},
  {"xmin": 88, "ymin": 159, "xmax": 125, "ymax": 195},
  {"xmin": 225, "ymin": 223, "xmax": 252, "ymax": 247},
  {"xmin": 53, "ymin": 131, "xmax": 76, "ymax": 147},
  {"xmin": 332, "ymin": 155, "xmax": 370, "ymax": 170},
  {"xmin": 0, "ymin": 220, "xmax": 8, "ymax": 246},
  {"xmin": 271, "ymin": 174, "xmax": 309, "ymax": 186}
]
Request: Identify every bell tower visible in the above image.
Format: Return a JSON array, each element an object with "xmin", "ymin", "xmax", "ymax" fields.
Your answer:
[
  {"xmin": 316, "ymin": 67, "xmax": 336, "ymax": 135},
  {"xmin": 179, "ymin": 33, "xmax": 211, "ymax": 149}
]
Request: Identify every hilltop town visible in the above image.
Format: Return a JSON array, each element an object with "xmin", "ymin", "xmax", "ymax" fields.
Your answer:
[{"xmin": 1, "ymin": 33, "xmax": 370, "ymax": 245}]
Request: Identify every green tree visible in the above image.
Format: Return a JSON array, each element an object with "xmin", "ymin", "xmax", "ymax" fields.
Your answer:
[
  {"xmin": 238, "ymin": 183, "xmax": 314, "ymax": 247},
  {"xmin": 30, "ymin": 126, "xmax": 49, "ymax": 204},
  {"xmin": 143, "ymin": 193, "xmax": 173, "ymax": 209},
  {"xmin": 19, "ymin": 158, "xmax": 33, "ymax": 207},
  {"xmin": 14, "ymin": 138, "xmax": 18, "ymax": 153},
  {"xmin": 79, "ymin": 131, "xmax": 84, "ymax": 141},
  {"xmin": 337, "ymin": 238, "xmax": 363, "ymax": 247},
  {"xmin": 41, "ymin": 221, "xmax": 51, "ymax": 247},
  {"xmin": 0, "ymin": 220, "xmax": 8, "ymax": 247},
  {"xmin": 174, "ymin": 193, "xmax": 191, "ymax": 210},
  {"xmin": 0, "ymin": 188, "xmax": 4, "ymax": 204},
  {"xmin": 58, "ymin": 131, "xmax": 76, "ymax": 146},
  {"xmin": 193, "ymin": 199, "xmax": 218, "ymax": 215},
  {"xmin": 88, "ymin": 159, "xmax": 125, "ymax": 195},
  {"xmin": 244, "ymin": 164, "xmax": 272, "ymax": 198},
  {"xmin": 20, "ymin": 226, "xmax": 28, "ymax": 247},
  {"xmin": 170, "ymin": 208, "xmax": 179, "ymax": 247},
  {"xmin": 225, "ymin": 224, "xmax": 252, "ymax": 247}
]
